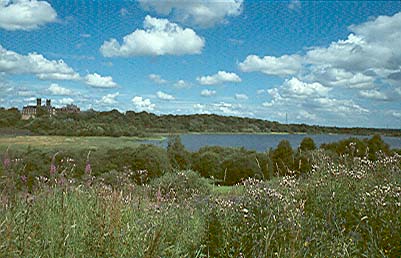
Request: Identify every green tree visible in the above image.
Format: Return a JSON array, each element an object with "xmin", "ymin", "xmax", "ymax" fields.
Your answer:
[
  {"xmin": 272, "ymin": 140, "xmax": 294, "ymax": 176},
  {"xmin": 299, "ymin": 137, "xmax": 316, "ymax": 151},
  {"xmin": 167, "ymin": 136, "xmax": 190, "ymax": 170}
]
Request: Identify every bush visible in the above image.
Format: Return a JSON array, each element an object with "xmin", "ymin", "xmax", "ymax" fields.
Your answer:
[
  {"xmin": 151, "ymin": 170, "xmax": 211, "ymax": 201},
  {"xmin": 272, "ymin": 140, "xmax": 294, "ymax": 176}
]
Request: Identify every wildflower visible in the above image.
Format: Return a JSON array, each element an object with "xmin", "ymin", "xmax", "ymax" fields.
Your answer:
[
  {"xmin": 50, "ymin": 152, "xmax": 59, "ymax": 176},
  {"xmin": 85, "ymin": 151, "xmax": 92, "ymax": 175},
  {"xmin": 2, "ymin": 146, "xmax": 11, "ymax": 170},
  {"xmin": 20, "ymin": 175, "xmax": 27, "ymax": 184}
]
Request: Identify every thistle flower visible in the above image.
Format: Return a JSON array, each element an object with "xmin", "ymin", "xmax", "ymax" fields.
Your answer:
[
  {"xmin": 20, "ymin": 175, "xmax": 27, "ymax": 184},
  {"xmin": 50, "ymin": 152, "xmax": 59, "ymax": 176},
  {"xmin": 2, "ymin": 146, "xmax": 11, "ymax": 170}
]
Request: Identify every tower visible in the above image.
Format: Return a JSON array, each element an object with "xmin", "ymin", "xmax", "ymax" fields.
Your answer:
[
  {"xmin": 46, "ymin": 99, "xmax": 51, "ymax": 107},
  {"xmin": 36, "ymin": 98, "xmax": 42, "ymax": 107}
]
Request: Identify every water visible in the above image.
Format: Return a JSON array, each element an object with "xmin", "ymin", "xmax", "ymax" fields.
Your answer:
[{"xmin": 144, "ymin": 134, "xmax": 401, "ymax": 152}]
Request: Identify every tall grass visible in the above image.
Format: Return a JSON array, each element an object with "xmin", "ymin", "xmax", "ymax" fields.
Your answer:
[{"xmin": 0, "ymin": 151, "xmax": 400, "ymax": 257}]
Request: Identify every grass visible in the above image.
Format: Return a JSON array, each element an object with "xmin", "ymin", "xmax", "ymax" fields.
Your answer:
[
  {"xmin": 0, "ymin": 151, "xmax": 400, "ymax": 257},
  {"xmin": 0, "ymin": 135, "xmax": 164, "ymax": 152}
]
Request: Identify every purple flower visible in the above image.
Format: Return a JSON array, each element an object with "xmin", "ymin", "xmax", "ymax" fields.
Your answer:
[
  {"xmin": 50, "ymin": 152, "xmax": 59, "ymax": 176},
  {"xmin": 50, "ymin": 164, "xmax": 57, "ymax": 176},
  {"xmin": 85, "ymin": 162, "xmax": 91, "ymax": 175},
  {"xmin": 21, "ymin": 175, "xmax": 27, "ymax": 184},
  {"xmin": 2, "ymin": 147, "xmax": 11, "ymax": 170},
  {"xmin": 2, "ymin": 157, "xmax": 10, "ymax": 170}
]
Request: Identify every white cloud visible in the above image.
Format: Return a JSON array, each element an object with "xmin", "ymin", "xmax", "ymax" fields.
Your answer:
[
  {"xmin": 305, "ymin": 67, "xmax": 375, "ymax": 89},
  {"xmin": 132, "ymin": 96, "xmax": 155, "ymax": 111},
  {"xmin": 149, "ymin": 74, "xmax": 167, "ymax": 84},
  {"xmin": 174, "ymin": 79, "xmax": 191, "ymax": 89},
  {"xmin": 305, "ymin": 12, "xmax": 401, "ymax": 82},
  {"xmin": 48, "ymin": 83, "xmax": 73, "ymax": 96},
  {"xmin": 97, "ymin": 92, "xmax": 119, "ymax": 105},
  {"xmin": 281, "ymin": 77, "xmax": 330, "ymax": 99},
  {"xmin": 0, "ymin": 0, "xmax": 57, "ymax": 31},
  {"xmin": 197, "ymin": 71, "xmax": 241, "ymax": 85},
  {"xmin": 120, "ymin": 8, "xmax": 129, "ymax": 16},
  {"xmin": 0, "ymin": 44, "xmax": 80, "ymax": 80},
  {"xmin": 288, "ymin": 0, "xmax": 301, "ymax": 10},
  {"xmin": 359, "ymin": 89, "xmax": 389, "ymax": 100},
  {"xmin": 58, "ymin": 98, "xmax": 74, "ymax": 106},
  {"xmin": 213, "ymin": 102, "xmax": 240, "ymax": 115},
  {"xmin": 156, "ymin": 91, "xmax": 175, "ymax": 100},
  {"xmin": 257, "ymin": 89, "xmax": 266, "ymax": 94},
  {"xmin": 238, "ymin": 54, "xmax": 302, "ymax": 76},
  {"xmin": 84, "ymin": 73, "xmax": 117, "ymax": 88},
  {"xmin": 296, "ymin": 110, "xmax": 317, "ymax": 121},
  {"xmin": 201, "ymin": 89, "xmax": 216, "ymax": 97},
  {"xmin": 235, "ymin": 93, "xmax": 248, "ymax": 100},
  {"xmin": 240, "ymin": 11, "xmax": 401, "ymax": 109},
  {"xmin": 138, "ymin": 0, "xmax": 243, "ymax": 27},
  {"xmin": 100, "ymin": 15, "xmax": 204, "ymax": 57},
  {"xmin": 392, "ymin": 111, "xmax": 401, "ymax": 118}
]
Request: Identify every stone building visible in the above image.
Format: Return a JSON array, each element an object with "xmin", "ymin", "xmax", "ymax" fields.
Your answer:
[{"xmin": 21, "ymin": 98, "xmax": 79, "ymax": 120}]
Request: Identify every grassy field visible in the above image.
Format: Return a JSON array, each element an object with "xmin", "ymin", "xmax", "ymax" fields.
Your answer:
[
  {"xmin": 0, "ymin": 135, "xmax": 164, "ymax": 152},
  {"xmin": 0, "ymin": 150, "xmax": 400, "ymax": 257}
]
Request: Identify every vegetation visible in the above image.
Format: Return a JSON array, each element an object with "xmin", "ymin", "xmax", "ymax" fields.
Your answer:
[
  {"xmin": 1, "ymin": 107, "xmax": 401, "ymax": 136},
  {"xmin": 1, "ymin": 137, "xmax": 400, "ymax": 257}
]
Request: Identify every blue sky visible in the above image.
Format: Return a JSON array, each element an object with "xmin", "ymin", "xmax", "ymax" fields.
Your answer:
[{"xmin": 0, "ymin": 0, "xmax": 401, "ymax": 128}]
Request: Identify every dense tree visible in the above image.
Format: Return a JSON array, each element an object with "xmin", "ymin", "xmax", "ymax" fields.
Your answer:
[
  {"xmin": 272, "ymin": 140, "xmax": 294, "ymax": 176},
  {"xmin": 167, "ymin": 136, "xmax": 191, "ymax": 170},
  {"xmin": 299, "ymin": 137, "xmax": 316, "ymax": 151}
]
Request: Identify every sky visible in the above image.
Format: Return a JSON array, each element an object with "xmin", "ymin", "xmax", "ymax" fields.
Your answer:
[{"xmin": 0, "ymin": 0, "xmax": 401, "ymax": 128}]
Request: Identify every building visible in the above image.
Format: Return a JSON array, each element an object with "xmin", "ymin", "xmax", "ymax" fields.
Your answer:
[{"xmin": 21, "ymin": 98, "xmax": 79, "ymax": 120}]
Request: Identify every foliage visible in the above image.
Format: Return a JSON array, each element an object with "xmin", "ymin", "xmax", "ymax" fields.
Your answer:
[
  {"xmin": 1, "ymin": 107, "xmax": 400, "ymax": 136},
  {"xmin": 1, "ymin": 150, "xmax": 400, "ymax": 257},
  {"xmin": 272, "ymin": 140, "xmax": 294, "ymax": 176},
  {"xmin": 167, "ymin": 136, "xmax": 191, "ymax": 170}
]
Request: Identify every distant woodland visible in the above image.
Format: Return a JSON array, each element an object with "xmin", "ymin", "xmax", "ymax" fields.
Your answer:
[{"xmin": 1, "ymin": 107, "xmax": 400, "ymax": 137}]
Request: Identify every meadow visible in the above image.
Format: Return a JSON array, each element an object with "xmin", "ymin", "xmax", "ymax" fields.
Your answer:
[
  {"xmin": 0, "ymin": 136, "xmax": 400, "ymax": 257},
  {"xmin": 0, "ymin": 135, "xmax": 163, "ymax": 152}
]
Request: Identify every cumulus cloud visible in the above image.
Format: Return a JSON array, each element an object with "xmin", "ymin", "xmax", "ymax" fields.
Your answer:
[
  {"xmin": 201, "ymin": 89, "xmax": 216, "ymax": 97},
  {"xmin": 97, "ymin": 92, "xmax": 119, "ymax": 105},
  {"xmin": 0, "ymin": 44, "xmax": 80, "ymax": 80},
  {"xmin": 261, "ymin": 77, "xmax": 367, "ymax": 121},
  {"xmin": 173, "ymin": 80, "xmax": 191, "ymax": 89},
  {"xmin": 238, "ymin": 54, "xmax": 302, "ymax": 76},
  {"xmin": 0, "ymin": 0, "xmax": 57, "ymax": 30},
  {"xmin": 280, "ymin": 77, "xmax": 330, "ymax": 99},
  {"xmin": 84, "ymin": 73, "xmax": 117, "ymax": 88},
  {"xmin": 100, "ymin": 15, "xmax": 204, "ymax": 57},
  {"xmin": 197, "ymin": 71, "xmax": 241, "ymax": 85},
  {"xmin": 359, "ymin": 89, "xmax": 389, "ymax": 100},
  {"xmin": 149, "ymin": 74, "xmax": 167, "ymax": 84},
  {"xmin": 48, "ymin": 83, "xmax": 73, "ymax": 96},
  {"xmin": 240, "ymin": 11, "xmax": 401, "ymax": 103},
  {"xmin": 138, "ymin": 0, "xmax": 243, "ymax": 27},
  {"xmin": 296, "ymin": 110, "xmax": 317, "ymax": 121},
  {"xmin": 235, "ymin": 93, "xmax": 248, "ymax": 100},
  {"xmin": 0, "ymin": 45, "xmax": 117, "ymax": 87},
  {"xmin": 305, "ymin": 67, "xmax": 375, "ymax": 89},
  {"xmin": 156, "ymin": 91, "xmax": 175, "ymax": 100},
  {"xmin": 392, "ymin": 111, "xmax": 401, "ymax": 118},
  {"xmin": 57, "ymin": 98, "xmax": 74, "ymax": 105},
  {"xmin": 132, "ymin": 96, "xmax": 155, "ymax": 111}
]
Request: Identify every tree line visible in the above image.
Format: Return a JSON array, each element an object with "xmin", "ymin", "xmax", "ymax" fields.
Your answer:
[{"xmin": 1, "ymin": 107, "xmax": 400, "ymax": 136}]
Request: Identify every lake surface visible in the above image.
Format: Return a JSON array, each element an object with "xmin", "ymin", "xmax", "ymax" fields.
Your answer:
[{"xmin": 144, "ymin": 134, "xmax": 401, "ymax": 152}]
